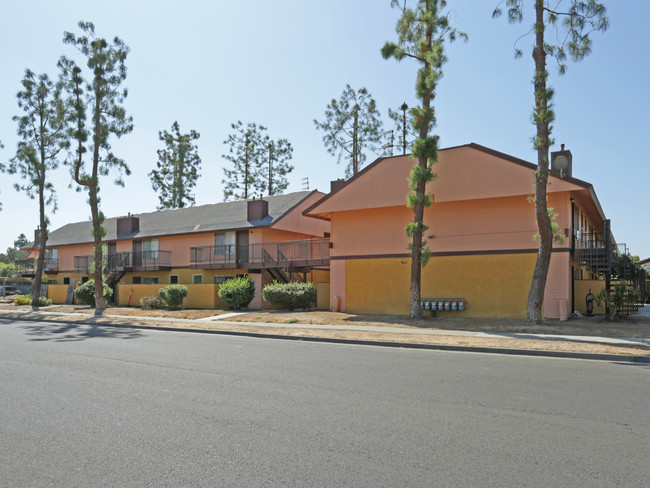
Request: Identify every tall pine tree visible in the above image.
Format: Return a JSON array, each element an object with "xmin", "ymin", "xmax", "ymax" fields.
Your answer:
[
  {"xmin": 149, "ymin": 121, "xmax": 202, "ymax": 210},
  {"xmin": 382, "ymin": 0, "xmax": 466, "ymax": 318},
  {"xmin": 222, "ymin": 121, "xmax": 266, "ymax": 201},
  {"xmin": 493, "ymin": 1, "xmax": 607, "ymax": 324},
  {"xmin": 2, "ymin": 70, "xmax": 69, "ymax": 307},
  {"xmin": 387, "ymin": 102, "xmax": 413, "ymax": 155},
  {"xmin": 314, "ymin": 85, "xmax": 383, "ymax": 177},
  {"xmin": 59, "ymin": 21, "xmax": 133, "ymax": 316},
  {"xmin": 261, "ymin": 136, "xmax": 293, "ymax": 196}
]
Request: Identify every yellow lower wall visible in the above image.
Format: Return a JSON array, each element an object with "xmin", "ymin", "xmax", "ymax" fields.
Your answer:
[
  {"xmin": 573, "ymin": 280, "xmax": 606, "ymax": 315},
  {"xmin": 345, "ymin": 253, "xmax": 537, "ymax": 318},
  {"xmin": 117, "ymin": 283, "xmax": 228, "ymax": 309},
  {"xmin": 316, "ymin": 282, "xmax": 330, "ymax": 310},
  {"xmin": 47, "ymin": 284, "xmax": 70, "ymax": 304}
]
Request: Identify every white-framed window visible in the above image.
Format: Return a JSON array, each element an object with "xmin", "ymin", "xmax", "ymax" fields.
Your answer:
[
  {"xmin": 143, "ymin": 277, "xmax": 159, "ymax": 284},
  {"xmin": 143, "ymin": 238, "xmax": 159, "ymax": 258},
  {"xmin": 214, "ymin": 231, "xmax": 235, "ymax": 255},
  {"xmin": 169, "ymin": 275, "xmax": 179, "ymax": 284},
  {"xmin": 192, "ymin": 274, "xmax": 203, "ymax": 284},
  {"xmin": 214, "ymin": 275, "xmax": 234, "ymax": 284},
  {"xmin": 46, "ymin": 279, "xmax": 57, "ymax": 285}
]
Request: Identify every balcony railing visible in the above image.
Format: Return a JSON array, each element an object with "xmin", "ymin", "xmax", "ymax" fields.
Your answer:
[
  {"xmin": 15, "ymin": 257, "xmax": 58, "ymax": 275},
  {"xmin": 190, "ymin": 239, "xmax": 330, "ymax": 269},
  {"xmin": 74, "ymin": 250, "xmax": 172, "ymax": 273},
  {"xmin": 189, "ymin": 245, "xmax": 237, "ymax": 268},
  {"xmin": 247, "ymin": 239, "xmax": 330, "ymax": 265}
]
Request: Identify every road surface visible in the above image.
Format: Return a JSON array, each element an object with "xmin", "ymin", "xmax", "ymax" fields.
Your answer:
[{"xmin": 1, "ymin": 319, "xmax": 648, "ymax": 487}]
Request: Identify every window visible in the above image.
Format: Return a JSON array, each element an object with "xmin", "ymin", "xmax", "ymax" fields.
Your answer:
[
  {"xmin": 143, "ymin": 277, "xmax": 159, "ymax": 284},
  {"xmin": 143, "ymin": 239, "xmax": 159, "ymax": 259},
  {"xmin": 214, "ymin": 231, "xmax": 235, "ymax": 255},
  {"xmin": 63, "ymin": 277, "xmax": 71, "ymax": 285},
  {"xmin": 46, "ymin": 279, "xmax": 57, "ymax": 285},
  {"xmin": 169, "ymin": 275, "xmax": 179, "ymax": 284},
  {"xmin": 132, "ymin": 276, "xmax": 141, "ymax": 284},
  {"xmin": 192, "ymin": 274, "xmax": 203, "ymax": 284},
  {"xmin": 214, "ymin": 275, "xmax": 234, "ymax": 284},
  {"xmin": 81, "ymin": 276, "xmax": 89, "ymax": 283}
]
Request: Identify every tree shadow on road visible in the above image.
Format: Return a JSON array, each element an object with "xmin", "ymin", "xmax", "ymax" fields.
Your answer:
[{"xmin": 2, "ymin": 317, "xmax": 144, "ymax": 342}]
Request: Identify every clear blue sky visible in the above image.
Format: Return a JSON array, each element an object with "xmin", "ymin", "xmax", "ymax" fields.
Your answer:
[{"xmin": 1, "ymin": 1, "xmax": 648, "ymax": 258}]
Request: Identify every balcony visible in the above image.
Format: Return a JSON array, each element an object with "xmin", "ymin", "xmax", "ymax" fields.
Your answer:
[
  {"xmin": 573, "ymin": 230, "xmax": 612, "ymax": 275},
  {"xmin": 74, "ymin": 251, "xmax": 172, "ymax": 273},
  {"xmin": 189, "ymin": 245, "xmax": 237, "ymax": 269},
  {"xmin": 190, "ymin": 239, "xmax": 330, "ymax": 269},
  {"xmin": 15, "ymin": 257, "xmax": 58, "ymax": 276}
]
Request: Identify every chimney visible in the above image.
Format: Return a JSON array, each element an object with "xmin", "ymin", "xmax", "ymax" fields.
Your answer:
[
  {"xmin": 330, "ymin": 179, "xmax": 346, "ymax": 194},
  {"xmin": 117, "ymin": 213, "xmax": 140, "ymax": 236},
  {"xmin": 247, "ymin": 197, "xmax": 269, "ymax": 221},
  {"xmin": 34, "ymin": 228, "xmax": 41, "ymax": 245},
  {"xmin": 551, "ymin": 143, "xmax": 573, "ymax": 179}
]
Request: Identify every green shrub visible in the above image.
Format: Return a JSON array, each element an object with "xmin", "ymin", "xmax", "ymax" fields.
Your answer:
[
  {"xmin": 73, "ymin": 279, "xmax": 113, "ymax": 306},
  {"xmin": 32, "ymin": 296, "xmax": 53, "ymax": 307},
  {"xmin": 262, "ymin": 281, "xmax": 316, "ymax": 311},
  {"xmin": 218, "ymin": 276, "xmax": 255, "ymax": 309},
  {"xmin": 14, "ymin": 295, "xmax": 32, "ymax": 305},
  {"xmin": 140, "ymin": 295, "xmax": 163, "ymax": 309},
  {"xmin": 158, "ymin": 285, "xmax": 188, "ymax": 310}
]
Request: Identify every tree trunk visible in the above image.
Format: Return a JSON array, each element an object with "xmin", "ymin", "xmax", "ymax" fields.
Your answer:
[
  {"xmin": 268, "ymin": 145, "xmax": 273, "ymax": 196},
  {"xmin": 352, "ymin": 109, "xmax": 359, "ymax": 175},
  {"xmin": 91, "ymin": 102, "xmax": 106, "ymax": 316},
  {"xmin": 32, "ymin": 172, "xmax": 47, "ymax": 309},
  {"xmin": 525, "ymin": 0, "xmax": 553, "ymax": 325}
]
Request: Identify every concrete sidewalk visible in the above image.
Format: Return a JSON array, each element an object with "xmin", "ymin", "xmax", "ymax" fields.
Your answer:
[{"xmin": 1, "ymin": 307, "xmax": 648, "ymax": 348}]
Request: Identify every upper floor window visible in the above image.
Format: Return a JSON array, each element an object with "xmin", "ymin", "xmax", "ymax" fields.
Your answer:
[{"xmin": 215, "ymin": 231, "xmax": 235, "ymax": 255}]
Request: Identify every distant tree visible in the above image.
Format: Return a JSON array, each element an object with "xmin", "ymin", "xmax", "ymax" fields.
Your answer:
[
  {"xmin": 493, "ymin": 0, "xmax": 608, "ymax": 324},
  {"xmin": 387, "ymin": 102, "xmax": 413, "ymax": 155},
  {"xmin": 0, "ymin": 263, "xmax": 16, "ymax": 278},
  {"xmin": 149, "ymin": 121, "xmax": 201, "ymax": 210},
  {"xmin": 59, "ymin": 21, "xmax": 133, "ymax": 316},
  {"xmin": 2, "ymin": 70, "xmax": 69, "ymax": 307},
  {"xmin": 382, "ymin": 0, "xmax": 467, "ymax": 318},
  {"xmin": 261, "ymin": 136, "xmax": 294, "ymax": 196},
  {"xmin": 222, "ymin": 121, "xmax": 266, "ymax": 201},
  {"xmin": 314, "ymin": 84, "xmax": 383, "ymax": 177},
  {"xmin": 0, "ymin": 234, "xmax": 30, "ymax": 264}
]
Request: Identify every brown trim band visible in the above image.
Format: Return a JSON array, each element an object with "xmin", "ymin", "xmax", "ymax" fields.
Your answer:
[{"xmin": 331, "ymin": 248, "xmax": 570, "ymax": 260}]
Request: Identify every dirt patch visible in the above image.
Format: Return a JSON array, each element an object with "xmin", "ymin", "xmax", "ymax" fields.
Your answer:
[
  {"xmin": 228, "ymin": 310, "xmax": 650, "ymax": 339},
  {"xmin": 2, "ymin": 311, "xmax": 648, "ymax": 357}
]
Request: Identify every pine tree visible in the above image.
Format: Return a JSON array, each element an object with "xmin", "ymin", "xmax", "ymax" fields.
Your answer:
[
  {"xmin": 387, "ymin": 102, "xmax": 413, "ymax": 155},
  {"xmin": 59, "ymin": 21, "xmax": 133, "ymax": 316},
  {"xmin": 2, "ymin": 70, "xmax": 69, "ymax": 308},
  {"xmin": 493, "ymin": 1, "xmax": 607, "ymax": 324},
  {"xmin": 382, "ymin": 0, "xmax": 466, "ymax": 318},
  {"xmin": 314, "ymin": 84, "xmax": 383, "ymax": 177},
  {"xmin": 222, "ymin": 121, "xmax": 266, "ymax": 201},
  {"xmin": 261, "ymin": 137, "xmax": 293, "ymax": 196},
  {"xmin": 149, "ymin": 121, "xmax": 201, "ymax": 210}
]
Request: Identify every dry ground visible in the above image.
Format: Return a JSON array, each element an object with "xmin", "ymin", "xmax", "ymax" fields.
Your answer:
[
  {"xmin": 1, "ymin": 303, "xmax": 648, "ymax": 357},
  {"xmin": 228, "ymin": 310, "xmax": 650, "ymax": 339}
]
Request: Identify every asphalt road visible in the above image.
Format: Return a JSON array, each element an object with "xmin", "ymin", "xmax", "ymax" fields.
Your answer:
[{"xmin": 1, "ymin": 319, "xmax": 648, "ymax": 488}]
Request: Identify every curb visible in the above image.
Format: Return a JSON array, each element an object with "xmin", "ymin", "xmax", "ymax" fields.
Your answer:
[{"xmin": 2, "ymin": 314, "xmax": 649, "ymax": 364}]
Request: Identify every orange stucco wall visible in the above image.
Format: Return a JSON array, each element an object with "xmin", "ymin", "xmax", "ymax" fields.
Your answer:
[
  {"xmin": 315, "ymin": 148, "xmax": 585, "ymax": 216},
  {"xmin": 331, "ymin": 192, "xmax": 570, "ymax": 258},
  {"xmin": 272, "ymin": 191, "xmax": 329, "ymax": 237}
]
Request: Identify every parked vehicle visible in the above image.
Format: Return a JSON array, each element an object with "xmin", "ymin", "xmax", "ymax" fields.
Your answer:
[{"xmin": 0, "ymin": 285, "xmax": 23, "ymax": 296}]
